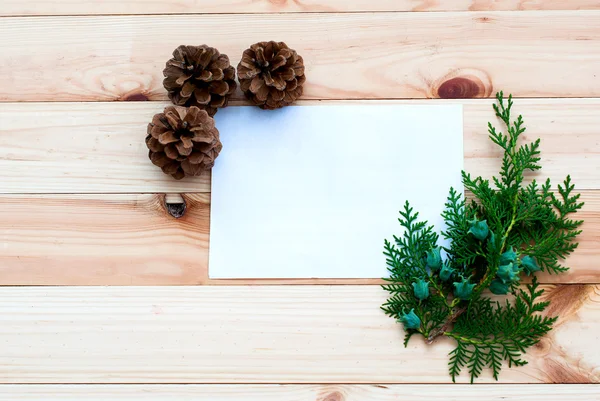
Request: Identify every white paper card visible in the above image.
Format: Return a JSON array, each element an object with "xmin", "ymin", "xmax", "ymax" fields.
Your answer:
[{"xmin": 209, "ymin": 104, "xmax": 463, "ymax": 278}]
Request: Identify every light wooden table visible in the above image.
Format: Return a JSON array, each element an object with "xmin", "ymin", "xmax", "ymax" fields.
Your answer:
[{"xmin": 0, "ymin": 0, "xmax": 600, "ymax": 399}]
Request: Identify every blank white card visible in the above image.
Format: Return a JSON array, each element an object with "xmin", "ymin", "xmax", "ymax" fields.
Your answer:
[{"xmin": 210, "ymin": 104, "xmax": 463, "ymax": 278}]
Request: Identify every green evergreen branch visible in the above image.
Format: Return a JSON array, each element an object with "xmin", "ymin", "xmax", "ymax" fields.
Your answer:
[{"xmin": 381, "ymin": 92, "xmax": 584, "ymax": 382}]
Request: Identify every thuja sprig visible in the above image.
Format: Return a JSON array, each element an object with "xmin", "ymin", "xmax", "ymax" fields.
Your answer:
[{"xmin": 381, "ymin": 92, "xmax": 584, "ymax": 382}]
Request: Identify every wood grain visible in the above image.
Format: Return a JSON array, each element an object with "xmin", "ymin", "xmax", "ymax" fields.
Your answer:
[
  {"xmin": 1, "ymin": 98, "xmax": 600, "ymax": 193},
  {"xmin": 0, "ymin": 102, "xmax": 210, "ymax": 193},
  {"xmin": 1, "ymin": 12, "xmax": 600, "ymax": 101},
  {"xmin": 0, "ymin": 285, "xmax": 597, "ymax": 383},
  {"xmin": 0, "ymin": 194, "xmax": 209, "ymax": 285},
  {"xmin": 2, "ymin": 0, "xmax": 599, "ymax": 15},
  {"xmin": 1, "ymin": 384, "xmax": 599, "ymax": 400}
]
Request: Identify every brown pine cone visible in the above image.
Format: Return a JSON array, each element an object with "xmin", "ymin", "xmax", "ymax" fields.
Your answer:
[
  {"xmin": 238, "ymin": 41, "xmax": 306, "ymax": 110},
  {"xmin": 146, "ymin": 106, "xmax": 222, "ymax": 180},
  {"xmin": 163, "ymin": 45, "xmax": 237, "ymax": 116}
]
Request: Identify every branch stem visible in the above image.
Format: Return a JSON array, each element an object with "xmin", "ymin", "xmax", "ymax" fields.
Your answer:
[{"xmin": 425, "ymin": 306, "xmax": 467, "ymax": 344}]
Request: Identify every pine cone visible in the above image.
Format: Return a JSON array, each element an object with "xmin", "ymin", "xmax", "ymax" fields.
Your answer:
[
  {"xmin": 238, "ymin": 41, "xmax": 306, "ymax": 110},
  {"xmin": 146, "ymin": 106, "xmax": 222, "ymax": 180},
  {"xmin": 163, "ymin": 45, "xmax": 237, "ymax": 117}
]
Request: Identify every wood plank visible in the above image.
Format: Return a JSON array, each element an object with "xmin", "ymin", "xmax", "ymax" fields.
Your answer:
[
  {"xmin": 1, "ymin": 384, "xmax": 599, "ymax": 400},
  {"xmin": 0, "ymin": 189, "xmax": 595, "ymax": 285},
  {"xmin": 0, "ymin": 193, "xmax": 210, "ymax": 285},
  {"xmin": 1, "ymin": 12, "xmax": 599, "ymax": 101},
  {"xmin": 2, "ymin": 0, "xmax": 599, "ymax": 16},
  {"xmin": 0, "ymin": 102, "xmax": 210, "ymax": 193},
  {"xmin": 1, "ymin": 99, "xmax": 600, "ymax": 193},
  {"xmin": 0, "ymin": 285, "xmax": 597, "ymax": 383}
]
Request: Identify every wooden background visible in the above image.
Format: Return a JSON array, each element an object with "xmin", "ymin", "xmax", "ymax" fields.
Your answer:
[{"xmin": 1, "ymin": 0, "xmax": 600, "ymax": 398}]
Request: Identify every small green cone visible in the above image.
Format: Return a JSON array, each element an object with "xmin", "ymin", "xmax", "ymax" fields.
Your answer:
[
  {"xmin": 439, "ymin": 263, "xmax": 455, "ymax": 281},
  {"xmin": 468, "ymin": 219, "xmax": 489, "ymax": 241},
  {"xmin": 399, "ymin": 308, "xmax": 421, "ymax": 330},
  {"xmin": 453, "ymin": 277, "xmax": 476, "ymax": 300},
  {"xmin": 497, "ymin": 263, "xmax": 520, "ymax": 284},
  {"xmin": 499, "ymin": 247, "xmax": 518, "ymax": 265},
  {"xmin": 412, "ymin": 278, "xmax": 430, "ymax": 301},
  {"xmin": 521, "ymin": 255, "xmax": 541, "ymax": 275},
  {"xmin": 489, "ymin": 279, "xmax": 510, "ymax": 295},
  {"xmin": 426, "ymin": 247, "xmax": 443, "ymax": 272}
]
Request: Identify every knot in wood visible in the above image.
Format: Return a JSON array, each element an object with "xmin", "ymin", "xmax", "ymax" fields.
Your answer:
[
  {"xmin": 120, "ymin": 92, "xmax": 149, "ymax": 101},
  {"xmin": 437, "ymin": 77, "xmax": 482, "ymax": 99},
  {"xmin": 533, "ymin": 337, "xmax": 552, "ymax": 355},
  {"xmin": 164, "ymin": 194, "xmax": 186, "ymax": 218},
  {"xmin": 320, "ymin": 391, "xmax": 344, "ymax": 401}
]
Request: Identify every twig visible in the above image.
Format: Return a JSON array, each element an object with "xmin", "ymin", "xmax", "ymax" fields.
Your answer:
[{"xmin": 426, "ymin": 306, "xmax": 467, "ymax": 344}]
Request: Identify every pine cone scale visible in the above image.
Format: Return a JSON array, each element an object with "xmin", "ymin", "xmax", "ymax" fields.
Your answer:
[
  {"xmin": 224, "ymin": 69, "xmax": 236, "ymax": 82},
  {"xmin": 240, "ymin": 52, "xmax": 254, "ymax": 63},
  {"xmin": 196, "ymin": 70, "xmax": 210, "ymax": 81},
  {"xmin": 212, "ymin": 57, "xmax": 229, "ymax": 70},
  {"xmin": 194, "ymin": 88, "xmax": 211, "ymax": 104},
  {"xmin": 250, "ymin": 76, "xmax": 264, "ymax": 93},
  {"xmin": 271, "ymin": 56, "xmax": 287, "ymax": 70},
  {"xmin": 151, "ymin": 114, "xmax": 167, "ymax": 130},
  {"xmin": 294, "ymin": 63, "xmax": 305, "ymax": 76},
  {"xmin": 286, "ymin": 79, "xmax": 298, "ymax": 91},
  {"xmin": 158, "ymin": 131, "xmax": 178, "ymax": 145},
  {"xmin": 278, "ymin": 68, "xmax": 293, "ymax": 81},
  {"xmin": 209, "ymin": 80, "xmax": 229, "ymax": 96},
  {"xmin": 210, "ymin": 96, "xmax": 227, "ymax": 108},
  {"xmin": 166, "ymin": 59, "xmax": 182, "ymax": 69},
  {"xmin": 283, "ymin": 91, "xmax": 295, "ymax": 103},
  {"xmin": 173, "ymin": 73, "xmax": 190, "ymax": 85},
  {"xmin": 270, "ymin": 88, "xmax": 285, "ymax": 101},
  {"xmin": 162, "ymin": 162, "xmax": 179, "ymax": 175},
  {"xmin": 149, "ymin": 151, "xmax": 168, "ymax": 166},
  {"xmin": 238, "ymin": 66, "xmax": 260, "ymax": 79},
  {"xmin": 165, "ymin": 144, "xmax": 179, "ymax": 160},
  {"xmin": 240, "ymin": 78, "xmax": 251, "ymax": 92},
  {"xmin": 210, "ymin": 69, "xmax": 225, "ymax": 81},
  {"xmin": 179, "ymin": 136, "xmax": 193, "ymax": 149},
  {"xmin": 180, "ymin": 82, "xmax": 194, "ymax": 97},
  {"xmin": 255, "ymin": 84, "xmax": 269, "ymax": 101},
  {"xmin": 176, "ymin": 142, "xmax": 192, "ymax": 156},
  {"xmin": 263, "ymin": 72, "xmax": 274, "ymax": 86},
  {"xmin": 279, "ymin": 48, "xmax": 293, "ymax": 60},
  {"xmin": 272, "ymin": 75, "xmax": 286, "ymax": 91},
  {"xmin": 182, "ymin": 106, "xmax": 200, "ymax": 122},
  {"xmin": 146, "ymin": 137, "xmax": 161, "ymax": 153},
  {"xmin": 164, "ymin": 115, "xmax": 180, "ymax": 132},
  {"xmin": 191, "ymin": 132, "xmax": 212, "ymax": 143},
  {"xmin": 186, "ymin": 152, "xmax": 204, "ymax": 165},
  {"xmin": 255, "ymin": 47, "xmax": 266, "ymax": 64}
]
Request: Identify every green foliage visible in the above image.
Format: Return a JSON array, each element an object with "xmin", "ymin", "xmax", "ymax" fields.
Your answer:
[
  {"xmin": 381, "ymin": 92, "xmax": 584, "ymax": 382},
  {"xmin": 447, "ymin": 278, "xmax": 556, "ymax": 382},
  {"xmin": 382, "ymin": 203, "xmax": 450, "ymax": 344}
]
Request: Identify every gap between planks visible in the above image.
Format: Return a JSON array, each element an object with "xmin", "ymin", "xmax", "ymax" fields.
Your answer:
[{"xmin": 0, "ymin": 384, "xmax": 598, "ymax": 400}]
